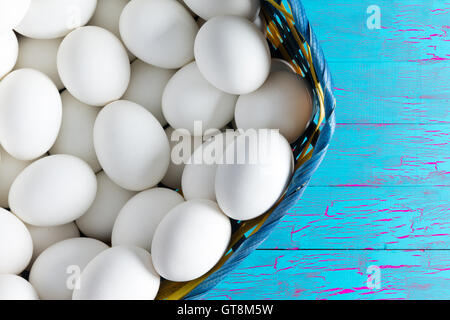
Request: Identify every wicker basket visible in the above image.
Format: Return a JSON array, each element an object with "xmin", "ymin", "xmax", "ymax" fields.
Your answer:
[{"xmin": 156, "ymin": 0, "xmax": 336, "ymax": 300}]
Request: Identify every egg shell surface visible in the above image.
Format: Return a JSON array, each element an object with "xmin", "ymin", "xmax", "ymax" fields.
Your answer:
[
  {"xmin": 182, "ymin": 132, "xmax": 234, "ymax": 202},
  {"xmin": 162, "ymin": 62, "xmax": 237, "ymax": 135},
  {"xmin": 76, "ymin": 171, "xmax": 136, "ymax": 243},
  {"xmin": 235, "ymin": 71, "xmax": 313, "ymax": 143},
  {"xmin": 15, "ymin": 0, "xmax": 97, "ymax": 39},
  {"xmin": 122, "ymin": 59, "xmax": 176, "ymax": 126},
  {"xmin": 0, "ymin": 0, "xmax": 31, "ymax": 32},
  {"xmin": 25, "ymin": 222, "xmax": 80, "ymax": 270},
  {"xmin": 194, "ymin": 15, "xmax": 271, "ymax": 95},
  {"xmin": 49, "ymin": 91, "xmax": 102, "ymax": 173},
  {"xmin": 0, "ymin": 146, "xmax": 32, "ymax": 208},
  {"xmin": 120, "ymin": 0, "xmax": 198, "ymax": 68},
  {"xmin": 215, "ymin": 131, "xmax": 294, "ymax": 221},
  {"xmin": 183, "ymin": 0, "xmax": 260, "ymax": 20},
  {"xmin": 0, "ymin": 69, "xmax": 62, "ymax": 161},
  {"xmin": 9, "ymin": 155, "xmax": 97, "ymax": 227},
  {"xmin": 0, "ymin": 275, "xmax": 39, "ymax": 300},
  {"xmin": 0, "ymin": 30, "xmax": 18, "ymax": 79},
  {"xmin": 87, "ymin": 0, "xmax": 135, "ymax": 60},
  {"xmin": 57, "ymin": 26, "xmax": 130, "ymax": 106},
  {"xmin": 151, "ymin": 199, "xmax": 231, "ymax": 282},
  {"xmin": 161, "ymin": 127, "xmax": 199, "ymax": 190},
  {"xmin": 270, "ymin": 58, "xmax": 296, "ymax": 73},
  {"xmin": 72, "ymin": 246, "xmax": 160, "ymax": 300},
  {"xmin": 15, "ymin": 36, "xmax": 64, "ymax": 89},
  {"xmin": 112, "ymin": 188, "xmax": 184, "ymax": 252}
]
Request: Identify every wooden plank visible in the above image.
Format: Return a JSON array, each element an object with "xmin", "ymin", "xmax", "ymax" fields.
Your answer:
[
  {"xmin": 330, "ymin": 62, "xmax": 450, "ymax": 124},
  {"xmin": 260, "ymin": 186, "xmax": 450, "ymax": 250},
  {"xmin": 210, "ymin": 0, "xmax": 450, "ymax": 301},
  {"xmin": 216, "ymin": 1, "xmax": 450, "ymax": 300},
  {"xmin": 285, "ymin": 0, "xmax": 450, "ymax": 124},
  {"xmin": 300, "ymin": 0, "xmax": 450, "ymax": 63},
  {"xmin": 309, "ymin": 124, "xmax": 450, "ymax": 186},
  {"xmin": 203, "ymin": 250, "xmax": 450, "ymax": 300}
]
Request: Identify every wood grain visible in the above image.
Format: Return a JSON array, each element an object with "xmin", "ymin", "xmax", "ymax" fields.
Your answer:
[{"xmin": 204, "ymin": 250, "xmax": 450, "ymax": 300}]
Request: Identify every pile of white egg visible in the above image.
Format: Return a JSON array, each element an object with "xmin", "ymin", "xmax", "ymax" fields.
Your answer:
[{"xmin": 0, "ymin": 0, "xmax": 313, "ymax": 300}]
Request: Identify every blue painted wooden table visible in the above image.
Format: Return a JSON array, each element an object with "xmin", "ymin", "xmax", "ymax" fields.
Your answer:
[{"xmin": 204, "ymin": 0, "xmax": 450, "ymax": 300}]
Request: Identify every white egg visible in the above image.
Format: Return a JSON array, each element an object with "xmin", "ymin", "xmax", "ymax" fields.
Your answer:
[
  {"xmin": 183, "ymin": 0, "xmax": 260, "ymax": 20},
  {"xmin": 161, "ymin": 127, "xmax": 198, "ymax": 190},
  {"xmin": 112, "ymin": 188, "xmax": 184, "ymax": 251},
  {"xmin": 29, "ymin": 238, "xmax": 108, "ymax": 300},
  {"xmin": 152, "ymin": 199, "xmax": 231, "ymax": 282},
  {"xmin": 195, "ymin": 16, "xmax": 271, "ymax": 95},
  {"xmin": 215, "ymin": 131, "xmax": 294, "ymax": 221},
  {"xmin": 0, "ymin": 146, "xmax": 32, "ymax": 208},
  {"xmin": 57, "ymin": 26, "xmax": 130, "ymax": 107},
  {"xmin": 162, "ymin": 62, "xmax": 237, "ymax": 135},
  {"xmin": 49, "ymin": 91, "xmax": 102, "ymax": 173},
  {"xmin": 15, "ymin": 0, "xmax": 97, "ymax": 39},
  {"xmin": 9, "ymin": 155, "xmax": 97, "ymax": 227},
  {"xmin": 0, "ymin": 30, "xmax": 18, "ymax": 79},
  {"xmin": 182, "ymin": 133, "xmax": 233, "ymax": 202},
  {"xmin": 73, "ymin": 246, "xmax": 160, "ymax": 300},
  {"xmin": 15, "ymin": 37, "xmax": 64, "ymax": 90},
  {"xmin": 120, "ymin": 0, "xmax": 198, "ymax": 68},
  {"xmin": 76, "ymin": 171, "xmax": 136, "ymax": 242},
  {"xmin": 196, "ymin": 11, "xmax": 264, "ymax": 36},
  {"xmin": 0, "ymin": 208, "xmax": 33, "ymax": 274},
  {"xmin": 93, "ymin": 100, "xmax": 170, "ymax": 191},
  {"xmin": 88, "ymin": 0, "xmax": 127, "ymax": 37},
  {"xmin": 0, "ymin": 275, "xmax": 39, "ymax": 300},
  {"xmin": 87, "ymin": 0, "xmax": 135, "ymax": 60},
  {"xmin": 0, "ymin": 69, "xmax": 62, "ymax": 161},
  {"xmin": 122, "ymin": 60, "xmax": 176, "ymax": 126},
  {"xmin": 235, "ymin": 71, "xmax": 313, "ymax": 143},
  {"xmin": 25, "ymin": 222, "xmax": 80, "ymax": 270},
  {"xmin": 271, "ymin": 58, "xmax": 296, "ymax": 73},
  {"xmin": 0, "ymin": 0, "xmax": 31, "ymax": 32}
]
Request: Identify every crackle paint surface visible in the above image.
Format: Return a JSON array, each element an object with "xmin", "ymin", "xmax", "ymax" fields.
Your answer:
[{"xmin": 204, "ymin": 0, "xmax": 450, "ymax": 300}]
